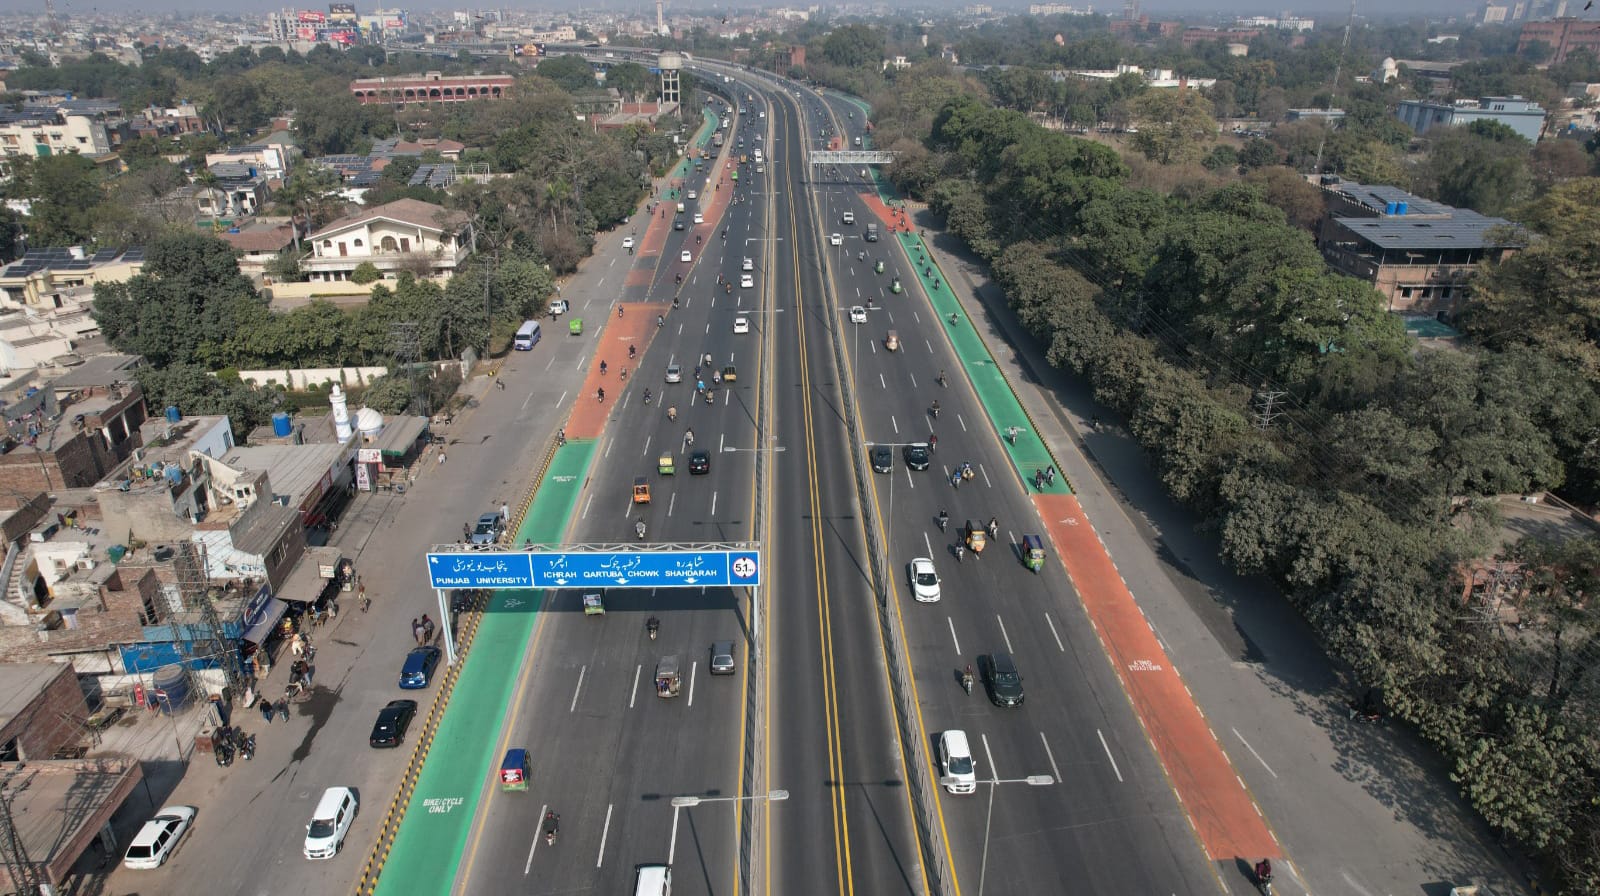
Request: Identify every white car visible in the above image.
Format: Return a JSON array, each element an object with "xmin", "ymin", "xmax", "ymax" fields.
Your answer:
[
  {"xmin": 740, "ymin": 274, "xmax": 754, "ymax": 288},
  {"xmin": 622, "ymin": 236, "xmax": 635, "ymax": 250},
  {"xmin": 694, "ymin": 213, "xmax": 704, "ymax": 224},
  {"xmin": 680, "ymin": 250, "xmax": 692, "ymax": 263},
  {"xmin": 123, "ymin": 805, "xmax": 196, "ymax": 869},
  {"xmin": 733, "ymin": 316, "xmax": 750, "ymax": 334},
  {"xmin": 304, "ymin": 787, "xmax": 358, "ymax": 860},
  {"xmin": 687, "ymin": 190, "xmax": 698, "ymax": 200},
  {"xmin": 908, "ymin": 558, "xmax": 940, "ymax": 602},
  {"xmin": 829, "ymin": 233, "xmax": 842, "ymax": 246},
  {"xmin": 849, "ymin": 305, "xmax": 867, "ymax": 324},
  {"xmin": 742, "ymin": 257, "xmax": 754, "ymax": 272},
  {"xmin": 938, "ymin": 730, "xmax": 977, "ymax": 794},
  {"xmin": 842, "ymin": 211, "xmax": 855, "ymax": 225},
  {"xmin": 665, "ymin": 364, "xmax": 682, "ymax": 384}
]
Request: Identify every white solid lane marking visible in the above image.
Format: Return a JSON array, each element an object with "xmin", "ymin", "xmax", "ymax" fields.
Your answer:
[
  {"xmin": 524, "ymin": 802, "xmax": 548, "ymax": 873},
  {"xmin": 630, "ymin": 665, "xmax": 641, "ymax": 708},
  {"xmin": 596, "ymin": 803, "xmax": 613, "ymax": 867},
  {"xmin": 711, "ymin": 490, "xmax": 718, "ymax": 517},
  {"xmin": 1097, "ymin": 729, "xmax": 1125, "ymax": 782},
  {"xmin": 1039, "ymin": 732, "xmax": 1063, "ymax": 784},
  {"xmin": 981, "ymin": 731, "xmax": 1000, "ymax": 782},
  {"xmin": 1044, "ymin": 614, "xmax": 1065, "ymax": 652},
  {"xmin": 521, "ymin": 392, "xmax": 535, "ymax": 412},
  {"xmin": 997, "ymin": 615, "xmax": 1013, "ymax": 654},
  {"xmin": 570, "ymin": 665, "xmax": 586, "ymax": 712},
  {"xmin": 581, "ymin": 494, "xmax": 594, "ymax": 519},
  {"xmin": 947, "ymin": 617, "xmax": 961, "ymax": 656},
  {"xmin": 688, "ymin": 660, "xmax": 699, "ymax": 706},
  {"xmin": 1232, "ymin": 728, "xmax": 1278, "ymax": 778}
]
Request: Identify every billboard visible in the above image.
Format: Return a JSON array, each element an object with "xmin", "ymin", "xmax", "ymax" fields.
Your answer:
[
  {"xmin": 424, "ymin": 548, "xmax": 764, "ymax": 590},
  {"xmin": 297, "ymin": 9, "xmax": 326, "ymax": 22},
  {"xmin": 328, "ymin": 2, "xmax": 357, "ymax": 23},
  {"xmin": 296, "ymin": 26, "xmax": 318, "ymax": 40},
  {"xmin": 385, "ymin": 17, "xmax": 405, "ymax": 28}
]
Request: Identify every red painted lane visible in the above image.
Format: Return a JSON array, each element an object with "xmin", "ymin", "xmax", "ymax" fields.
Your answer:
[
  {"xmin": 1035, "ymin": 492, "xmax": 1280, "ymax": 862},
  {"xmin": 563, "ymin": 304, "xmax": 656, "ymax": 440}
]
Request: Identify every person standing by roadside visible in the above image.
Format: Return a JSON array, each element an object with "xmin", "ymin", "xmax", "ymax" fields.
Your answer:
[
  {"xmin": 411, "ymin": 617, "xmax": 422, "ymax": 645},
  {"xmin": 422, "ymin": 614, "xmax": 435, "ymax": 645},
  {"xmin": 260, "ymin": 699, "xmax": 274, "ymax": 723},
  {"xmin": 276, "ymin": 700, "xmax": 288, "ymax": 722}
]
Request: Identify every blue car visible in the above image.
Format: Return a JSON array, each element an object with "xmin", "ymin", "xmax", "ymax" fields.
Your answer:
[{"xmin": 398, "ymin": 646, "xmax": 441, "ymax": 690}]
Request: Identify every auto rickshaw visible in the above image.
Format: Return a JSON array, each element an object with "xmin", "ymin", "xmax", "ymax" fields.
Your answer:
[
  {"xmin": 583, "ymin": 592, "xmax": 606, "ymax": 615},
  {"xmin": 963, "ymin": 521, "xmax": 988, "ymax": 555},
  {"xmin": 722, "ymin": 364, "xmax": 738, "ymax": 383},
  {"xmin": 875, "ymin": 260, "xmax": 885, "ymax": 274},
  {"xmin": 1023, "ymin": 534, "xmax": 1046, "ymax": 572},
  {"xmin": 633, "ymin": 476, "xmax": 652, "ymax": 504},
  {"xmin": 569, "ymin": 317, "xmax": 583, "ymax": 336},
  {"xmin": 885, "ymin": 330, "xmax": 900, "ymax": 352},
  {"xmin": 499, "ymin": 748, "xmax": 530, "ymax": 791},
  {"xmin": 658, "ymin": 452, "xmax": 676, "ymax": 475},
  {"xmin": 891, "ymin": 278, "xmax": 903, "ymax": 294},
  {"xmin": 655, "ymin": 656, "xmax": 682, "ymax": 698}
]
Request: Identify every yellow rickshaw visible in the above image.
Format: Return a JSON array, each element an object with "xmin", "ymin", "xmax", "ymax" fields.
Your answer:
[
  {"xmin": 658, "ymin": 452, "xmax": 676, "ymax": 475},
  {"xmin": 722, "ymin": 364, "xmax": 738, "ymax": 383},
  {"xmin": 963, "ymin": 521, "xmax": 987, "ymax": 555},
  {"xmin": 633, "ymin": 476, "xmax": 652, "ymax": 504},
  {"xmin": 1023, "ymin": 534, "xmax": 1046, "ymax": 572}
]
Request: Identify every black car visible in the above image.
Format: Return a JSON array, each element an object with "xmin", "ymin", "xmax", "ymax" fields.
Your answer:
[
  {"xmin": 903, "ymin": 443, "xmax": 932, "ymax": 471},
  {"xmin": 871, "ymin": 445, "xmax": 893, "ymax": 474},
  {"xmin": 369, "ymin": 699, "xmax": 418, "ymax": 748},
  {"xmin": 688, "ymin": 450, "xmax": 711, "ymax": 474},
  {"xmin": 986, "ymin": 653, "xmax": 1025, "ymax": 706}
]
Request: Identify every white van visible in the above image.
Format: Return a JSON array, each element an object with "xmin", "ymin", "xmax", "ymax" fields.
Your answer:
[
  {"xmin": 937, "ymin": 730, "xmax": 976, "ymax": 794},
  {"xmin": 753, "ymin": 148, "xmax": 763, "ymax": 162},
  {"xmin": 514, "ymin": 320, "xmax": 542, "ymax": 351},
  {"xmin": 635, "ymin": 863, "xmax": 671, "ymax": 895},
  {"xmin": 741, "ymin": 257, "xmax": 754, "ymax": 272},
  {"xmin": 304, "ymin": 787, "xmax": 357, "ymax": 859}
]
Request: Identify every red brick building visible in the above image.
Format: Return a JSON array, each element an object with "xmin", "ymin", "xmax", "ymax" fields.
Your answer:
[
  {"xmin": 1518, "ymin": 18, "xmax": 1600, "ymax": 64},
  {"xmin": 350, "ymin": 71, "xmax": 515, "ymax": 107}
]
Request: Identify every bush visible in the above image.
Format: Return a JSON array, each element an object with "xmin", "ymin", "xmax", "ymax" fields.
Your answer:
[{"xmin": 349, "ymin": 261, "xmax": 381, "ymax": 284}]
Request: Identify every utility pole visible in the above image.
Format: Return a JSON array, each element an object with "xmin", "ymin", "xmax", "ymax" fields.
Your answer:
[
  {"xmin": 390, "ymin": 322, "xmax": 426, "ymax": 417},
  {"xmin": 0, "ymin": 780, "xmax": 42, "ymax": 896},
  {"xmin": 1313, "ymin": 0, "xmax": 1359, "ymax": 175},
  {"xmin": 176, "ymin": 542, "xmax": 247, "ymax": 698},
  {"xmin": 1252, "ymin": 389, "xmax": 1287, "ymax": 429}
]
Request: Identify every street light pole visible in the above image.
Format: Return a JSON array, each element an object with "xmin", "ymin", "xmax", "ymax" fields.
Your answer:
[
  {"xmin": 667, "ymin": 789, "xmax": 789, "ymax": 867},
  {"xmin": 977, "ymin": 774, "xmax": 1054, "ymax": 896}
]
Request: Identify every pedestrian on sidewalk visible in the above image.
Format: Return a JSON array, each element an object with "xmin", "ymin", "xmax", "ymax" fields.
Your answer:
[
  {"xmin": 463, "ymin": 522, "xmax": 471, "ymax": 541},
  {"xmin": 260, "ymin": 700, "xmax": 274, "ymax": 723},
  {"xmin": 438, "ymin": 450, "xmax": 446, "ymax": 465},
  {"xmin": 500, "ymin": 503, "xmax": 510, "ymax": 522},
  {"xmin": 276, "ymin": 700, "xmax": 288, "ymax": 722},
  {"xmin": 422, "ymin": 615, "xmax": 436, "ymax": 645},
  {"xmin": 290, "ymin": 633, "xmax": 304, "ymax": 658}
]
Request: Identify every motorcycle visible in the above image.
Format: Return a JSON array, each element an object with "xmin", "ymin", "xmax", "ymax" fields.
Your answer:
[
  {"xmin": 961, "ymin": 665, "xmax": 974, "ymax": 695},
  {"xmin": 544, "ymin": 811, "xmax": 560, "ymax": 846},
  {"xmin": 930, "ymin": 403, "xmax": 941, "ymax": 420},
  {"xmin": 647, "ymin": 617, "xmax": 660, "ymax": 641},
  {"xmin": 635, "ymin": 519, "xmax": 647, "ymax": 540},
  {"xmin": 643, "ymin": 390, "xmax": 653, "ymax": 406},
  {"xmin": 239, "ymin": 732, "xmax": 256, "ymax": 761}
]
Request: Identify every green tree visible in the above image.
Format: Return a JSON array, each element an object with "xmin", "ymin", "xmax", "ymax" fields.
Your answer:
[
  {"xmin": 1237, "ymin": 137, "xmax": 1280, "ymax": 170},
  {"xmin": 535, "ymin": 55, "xmax": 598, "ymax": 93},
  {"xmin": 8, "ymin": 154, "xmax": 103, "ymax": 246},
  {"xmin": 135, "ymin": 363, "xmax": 275, "ymax": 441},
  {"xmin": 1129, "ymin": 90, "xmax": 1216, "ymax": 165},
  {"xmin": 1420, "ymin": 121, "xmax": 1533, "ymax": 215},
  {"xmin": 820, "ymin": 24, "xmax": 883, "ymax": 69},
  {"xmin": 350, "ymin": 261, "xmax": 382, "ymax": 284},
  {"xmin": 93, "ymin": 232, "xmax": 266, "ymax": 367}
]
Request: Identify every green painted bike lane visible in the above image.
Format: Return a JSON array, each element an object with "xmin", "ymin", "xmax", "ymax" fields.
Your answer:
[
  {"xmin": 828, "ymin": 92, "xmax": 1069, "ymax": 494},
  {"xmin": 372, "ymin": 440, "xmax": 595, "ymax": 896}
]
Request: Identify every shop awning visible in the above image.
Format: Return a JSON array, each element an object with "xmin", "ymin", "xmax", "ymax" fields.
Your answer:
[
  {"xmin": 241, "ymin": 598, "xmax": 288, "ymax": 645},
  {"xmin": 375, "ymin": 415, "xmax": 429, "ymax": 456}
]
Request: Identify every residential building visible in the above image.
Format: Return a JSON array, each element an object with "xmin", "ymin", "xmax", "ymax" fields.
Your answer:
[
  {"xmin": 1395, "ymin": 95, "xmax": 1547, "ymax": 142},
  {"xmin": 204, "ymin": 131, "xmax": 300, "ymax": 179},
  {"xmin": 1314, "ymin": 178, "xmax": 1525, "ymax": 315},
  {"xmin": 0, "ymin": 377, "xmax": 148, "ymax": 494},
  {"xmin": 1054, "ymin": 63, "xmax": 1216, "ymax": 89},
  {"xmin": 218, "ymin": 217, "xmax": 299, "ymax": 279},
  {"xmin": 299, "ymin": 198, "xmax": 474, "ymax": 283},
  {"xmin": 350, "ymin": 71, "xmax": 515, "ymax": 107},
  {"xmin": 1518, "ymin": 17, "xmax": 1600, "ymax": 64},
  {"xmin": 191, "ymin": 162, "xmax": 273, "ymax": 220},
  {"xmin": 0, "ymin": 107, "xmax": 121, "ymax": 160},
  {"xmin": 0, "ymin": 247, "xmax": 146, "ymax": 314}
]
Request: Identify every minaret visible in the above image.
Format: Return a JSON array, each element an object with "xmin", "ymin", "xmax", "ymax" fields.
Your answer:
[
  {"xmin": 330, "ymin": 385, "xmax": 353, "ymax": 442},
  {"xmin": 657, "ymin": 0, "xmax": 668, "ymax": 36}
]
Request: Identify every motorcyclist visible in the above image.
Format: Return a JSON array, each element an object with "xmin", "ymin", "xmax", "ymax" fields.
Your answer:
[
  {"xmin": 930, "ymin": 400, "xmax": 941, "ymax": 418},
  {"xmin": 1254, "ymin": 859, "xmax": 1272, "ymax": 886},
  {"xmin": 647, "ymin": 616, "xmax": 660, "ymax": 636},
  {"xmin": 657, "ymin": 314, "xmax": 665, "ymax": 328},
  {"xmin": 629, "ymin": 344, "xmax": 637, "ymax": 359},
  {"xmin": 938, "ymin": 510, "xmax": 949, "ymax": 531},
  {"xmin": 635, "ymin": 519, "xmax": 647, "ymax": 539},
  {"xmin": 597, "ymin": 387, "xmax": 605, "ymax": 402},
  {"xmin": 938, "ymin": 369, "xmax": 947, "ymax": 387},
  {"xmin": 987, "ymin": 517, "xmax": 999, "ymax": 539},
  {"xmin": 643, "ymin": 388, "xmax": 653, "ymax": 404},
  {"xmin": 962, "ymin": 664, "xmax": 974, "ymax": 692},
  {"xmin": 599, "ymin": 360, "xmax": 608, "ymax": 375}
]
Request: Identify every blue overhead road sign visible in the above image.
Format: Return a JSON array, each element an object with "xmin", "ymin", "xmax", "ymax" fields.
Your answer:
[{"xmin": 425, "ymin": 548, "xmax": 762, "ymax": 590}]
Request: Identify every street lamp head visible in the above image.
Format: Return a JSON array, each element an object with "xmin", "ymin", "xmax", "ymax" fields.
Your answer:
[
  {"xmin": 766, "ymin": 789, "xmax": 790, "ymax": 801},
  {"xmin": 1025, "ymin": 775, "xmax": 1054, "ymax": 786},
  {"xmin": 670, "ymin": 796, "xmax": 701, "ymax": 808}
]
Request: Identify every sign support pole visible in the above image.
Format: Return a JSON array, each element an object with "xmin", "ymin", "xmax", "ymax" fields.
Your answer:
[{"xmin": 437, "ymin": 587, "xmax": 457, "ymax": 666}]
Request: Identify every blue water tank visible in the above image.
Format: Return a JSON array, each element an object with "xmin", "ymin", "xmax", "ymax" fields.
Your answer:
[
  {"xmin": 1396, "ymin": 202, "xmax": 1408, "ymax": 215},
  {"xmin": 164, "ymin": 465, "xmax": 183, "ymax": 485},
  {"xmin": 165, "ymin": 405, "xmax": 182, "ymax": 423},
  {"xmin": 272, "ymin": 412, "xmax": 293, "ymax": 437},
  {"xmin": 1384, "ymin": 201, "xmax": 1397, "ymax": 215},
  {"xmin": 151, "ymin": 664, "xmax": 191, "ymax": 714}
]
